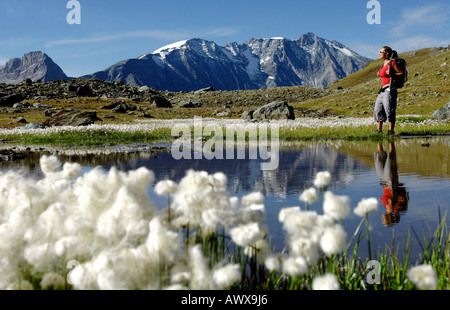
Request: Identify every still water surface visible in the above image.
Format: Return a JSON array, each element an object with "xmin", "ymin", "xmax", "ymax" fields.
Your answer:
[{"xmin": 1, "ymin": 136, "xmax": 449, "ymax": 262}]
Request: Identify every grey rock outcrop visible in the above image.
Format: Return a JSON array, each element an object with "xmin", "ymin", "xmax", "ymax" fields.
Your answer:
[
  {"xmin": 41, "ymin": 110, "xmax": 102, "ymax": 127},
  {"xmin": 246, "ymin": 101, "xmax": 295, "ymax": 121},
  {"xmin": 431, "ymin": 101, "xmax": 450, "ymax": 120}
]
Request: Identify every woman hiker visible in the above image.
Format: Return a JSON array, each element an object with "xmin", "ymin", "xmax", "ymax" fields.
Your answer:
[{"xmin": 374, "ymin": 46, "xmax": 404, "ymax": 135}]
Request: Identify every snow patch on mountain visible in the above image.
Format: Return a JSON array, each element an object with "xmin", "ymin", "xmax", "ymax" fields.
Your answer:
[{"xmin": 153, "ymin": 40, "xmax": 188, "ymax": 55}]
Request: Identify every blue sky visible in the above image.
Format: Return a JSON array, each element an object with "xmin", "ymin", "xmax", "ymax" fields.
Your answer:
[{"xmin": 1, "ymin": 0, "xmax": 449, "ymax": 77}]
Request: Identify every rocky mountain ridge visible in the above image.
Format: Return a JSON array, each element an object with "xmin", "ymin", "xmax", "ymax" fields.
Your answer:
[
  {"xmin": 84, "ymin": 32, "xmax": 371, "ymax": 91},
  {"xmin": 0, "ymin": 52, "xmax": 68, "ymax": 84},
  {"xmin": 0, "ymin": 33, "xmax": 371, "ymax": 91}
]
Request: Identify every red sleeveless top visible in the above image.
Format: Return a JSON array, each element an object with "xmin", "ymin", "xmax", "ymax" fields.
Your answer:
[{"xmin": 379, "ymin": 61, "xmax": 396, "ymax": 87}]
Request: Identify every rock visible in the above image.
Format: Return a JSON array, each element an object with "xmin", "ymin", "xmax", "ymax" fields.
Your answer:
[
  {"xmin": 75, "ymin": 85, "xmax": 94, "ymax": 97},
  {"xmin": 101, "ymin": 101, "xmax": 137, "ymax": 113},
  {"xmin": 431, "ymin": 101, "xmax": 450, "ymax": 121},
  {"xmin": 13, "ymin": 102, "xmax": 31, "ymax": 109},
  {"xmin": 151, "ymin": 95, "xmax": 172, "ymax": 108},
  {"xmin": 44, "ymin": 109, "xmax": 55, "ymax": 117},
  {"xmin": 21, "ymin": 122, "xmax": 44, "ymax": 130},
  {"xmin": 194, "ymin": 87, "xmax": 215, "ymax": 94},
  {"xmin": 0, "ymin": 94, "xmax": 26, "ymax": 107},
  {"xmin": 139, "ymin": 112, "xmax": 152, "ymax": 118},
  {"xmin": 215, "ymin": 111, "xmax": 231, "ymax": 117},
  {"xmin": 33, "ymin": 102, "xmax": 53, "ymax": 109},
  {"xmin": 41, "ymin": 110, "xmax": 102, "ymax": 127},
  {"xmin": 241, "ymin": 110, "xmax": 254, "ymax": 120},
  {"xmin": 178, "ymin": 100, "xmax": 203, "ymax": 108},
  {"xmin": 13, "ymin": 117, "xmax": 27, "ymax": 124},
  {"xmin": 138, "ymin": 86, "xmax": 149, "ymax": 92},
  {"xmin": 251, "ymin": 101, "xmax": 295, "ymax": 120},
  {"xmin": 112, "ymin": 102, "xmax": 137, "ymax": 114}
]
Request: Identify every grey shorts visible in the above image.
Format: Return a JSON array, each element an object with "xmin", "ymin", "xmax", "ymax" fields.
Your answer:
[{"xmin": 374, "ymin": 88, "xmax": 398, "ymax": 123}]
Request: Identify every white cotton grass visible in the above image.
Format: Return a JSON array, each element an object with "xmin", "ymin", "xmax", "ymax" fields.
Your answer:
[
  {"xmin": 354, "ymin": 198, "xmax": 379, "ymax": 217},
  {"xmin": 188, "ymin": 245, "xmax": 240, "ymax": 290},
  {"xmin": 319, "ymin": 224, "xmax": 347, "ymax": 256},
  {"xmin": 170, "ymin": 170, "xmax": 232, "ymax": 232},
  {"xmin": 282, "ymin": 256, "xmax": 309, "ymax": 276},
  {"xmin": 230, "ymin": 222, "xmax": 264, "ymax": 247},
  {"xmin": 313, "ymin": 171, "xmax": 331, "ymax": 188},
  {"xmin": 0, "ymin": 156, "xmax": 254, "ymax": 290},
  {"xmin": 323, "ymin": 191, "xmax": 351, "ymax": 220},
  {"xmin": 299, "ymin": 187, "xmax": 318, "ymax": 205},
  {"xmin": 154, "ymin": 179, "xmax": 178, "ymax": 196},
  {"xmin": 407, "ymin": 264, "xmax": 438, "ymax": 290},
  {"xmin": 312, "ymin": 273, "xmax": 340, "ymax": 290},
  {"xmin": 278, "ymin": 196, "xmax": 348, "ymax": 275}
]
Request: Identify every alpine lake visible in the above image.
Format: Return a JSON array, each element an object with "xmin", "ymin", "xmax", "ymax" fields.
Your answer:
[{"xmin": 1, "ymin": 135, "xmax": 449, "ymax": 263}]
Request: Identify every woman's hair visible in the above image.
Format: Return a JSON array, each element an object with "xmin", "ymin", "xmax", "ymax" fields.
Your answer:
[
  {"xmin": 382, "ymin": 46, "xmax": 393, "ymax": 59},
  {"xmin": 391, "ymin": 50, "xmax": 398, "ymax": 59}
]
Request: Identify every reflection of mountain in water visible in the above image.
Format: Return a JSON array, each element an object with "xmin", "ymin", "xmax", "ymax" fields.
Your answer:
[
  {"xmin": 126, "ymin": 146, "xmax": 370, "ymax": 196},
  {"xmin": 1, "ymin": 137, "xmax": 447, "ymax": 197},
  {"xmin": 0, "ymin": 143, "xmax": 369, "ymax": 196}
]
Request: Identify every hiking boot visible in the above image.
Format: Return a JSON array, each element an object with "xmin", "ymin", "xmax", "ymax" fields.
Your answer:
[{"xmin": 387, "ymin": 130, "xmax": 395, "ymax": 136}]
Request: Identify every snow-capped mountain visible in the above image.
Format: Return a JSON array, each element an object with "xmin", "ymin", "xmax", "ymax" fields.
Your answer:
[
  {"xmin": 0, "ymin": 52, "xmax": 68, "ymax": 84},
  {"xmin": 84, "ymin": 32, "xmax": 371, "ymax": 91}
]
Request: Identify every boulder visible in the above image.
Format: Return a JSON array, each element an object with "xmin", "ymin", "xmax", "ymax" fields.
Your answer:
[
  {"xmin": 194, "ymin": 86, "xmax": 215, "ymax": 94},
  {"xmin": 75, "ymin": 85, "xmax": 94, "ymax": 97},
  {"xmin": 431, "ymin": 101, "xmax": 450, "ymax": 121},
  {"xmin": 0, "ymin": 94, "xmax": 26, "ymax": 107},
  {"xmin": 251, "ymin": 101, "xmax": 295, "ymax": 120},
  {"xmin": 151, "ymin": 95, "xmax": 172, "ymax": 108},
  {"xmin": 178, "ymin": 100, "xmax": 203, "ymax": 108},
  {"xmin": 101, "ymin": 101, "xmax": 137, "ymax": 113},
  {"xmin": 41, "ymin": 110, "xmax": 102, "ymax": 127}
]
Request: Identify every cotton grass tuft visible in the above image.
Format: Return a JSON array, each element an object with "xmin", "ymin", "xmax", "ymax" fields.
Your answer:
[{"xmin": 407, "ymin": 264, "xmax": 438, "ymax": 290}]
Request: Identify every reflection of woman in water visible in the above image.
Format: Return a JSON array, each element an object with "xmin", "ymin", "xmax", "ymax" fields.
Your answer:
[{"xmin": 374, "ymin": 142, "xmax": 409, "ymax": 227}]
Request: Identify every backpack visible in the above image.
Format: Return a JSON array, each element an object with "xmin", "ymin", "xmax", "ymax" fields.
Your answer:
[{"xmin": 389, "ymin": 53, "xmax": 408, "ymax": 88}]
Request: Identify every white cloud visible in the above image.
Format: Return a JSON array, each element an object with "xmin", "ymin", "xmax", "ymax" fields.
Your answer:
[
  {"xmin": 46, "ymin": 27, "xmax": 238, "ymax": 48},
  {"xmin": 0, "ymin": 57, "xmax": 9, "ymax": 66},
  {"xmin": 391, "ymin": 4, "xmax": 450, "ymax": 37},
  {"xmin": 392, "ymin": 35, "xmax": 449, "ymax": 52},
  {"xmin": 350, "ymin": 42, "xmax": 381, "ymax": 59}
]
